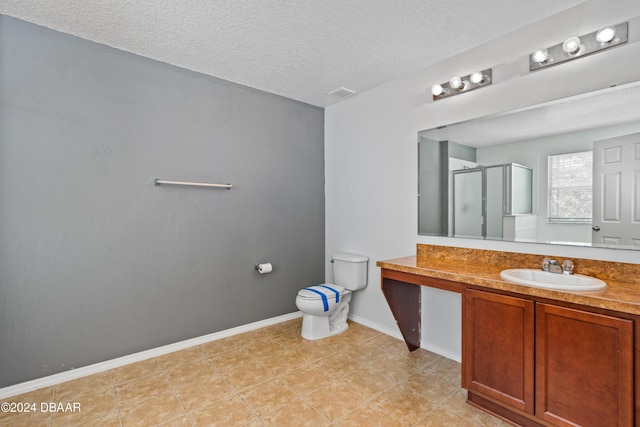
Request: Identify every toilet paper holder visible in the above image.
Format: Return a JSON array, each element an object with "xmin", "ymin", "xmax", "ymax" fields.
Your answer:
[{"xmin": 255, "ymin": 263, "xmax": 273, "ymax": 274}]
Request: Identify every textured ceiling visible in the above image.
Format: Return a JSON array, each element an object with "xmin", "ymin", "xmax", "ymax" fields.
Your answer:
[{"xmin": 0, "ymin": 0, "xmax": 585, "ymax": 107}]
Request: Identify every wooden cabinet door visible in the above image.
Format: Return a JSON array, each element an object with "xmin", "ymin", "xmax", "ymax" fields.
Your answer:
[
  {"xmin": 536, "ymin": 304, "xmax": 633, "ymax": 427},
  {"xmin": 463, "ymin": 289, "xmax": 535, "ymax": 413}
]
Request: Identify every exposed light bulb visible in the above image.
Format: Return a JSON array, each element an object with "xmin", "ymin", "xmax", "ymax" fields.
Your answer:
[
  {"xmin": 431, "ymin": 84, "xmax": 444, "ymax": 96},
  {"xmin": 562, "ymin": 37, "xmax": 582, "ymax": 55},
  {"xmin": 596, "ymin": 27, "xmax": 616, "ymax": 43},
  {"xmin": 469, "ymin": 72, "xmax": 484, "ymax": 84},
  {"xmin": 449, "ymin": 76, "xmax": 463, "ymax": 90},
  {"xmin": 532, "ymin": 48, "xmax": 549, "ymax": 64}
]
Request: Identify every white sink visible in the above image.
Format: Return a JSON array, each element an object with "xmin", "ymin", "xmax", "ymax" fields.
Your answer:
[{"xmin": 500, "ymin": 269, "xmax": 607, "ymax": 291}]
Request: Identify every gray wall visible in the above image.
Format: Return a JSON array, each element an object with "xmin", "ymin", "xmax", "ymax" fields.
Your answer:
[
  {"xmin": 0, "ymin": 15, "xmax": 325, "ymax": 387},
  {"xmin": 418, "ymin": 139, "xmax": 476, "ymax": 236}
]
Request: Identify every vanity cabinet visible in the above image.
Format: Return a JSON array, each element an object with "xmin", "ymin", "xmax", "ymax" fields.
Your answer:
[
  {"xmin": 535, "ymin": 303, "xmax": 633, "ymax": 427},
  {"xmin": 462, "ymin": 290, "xmax": 535, "ymax": 413},
  {"xmin": 463, "ymin": 288, "xmax": 634, "ymax": 427}
]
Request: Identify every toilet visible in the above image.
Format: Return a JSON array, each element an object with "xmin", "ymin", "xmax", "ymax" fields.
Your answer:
[{"xmin": 295, "ymin": 253, "xmax": 368, "ymax": 340}]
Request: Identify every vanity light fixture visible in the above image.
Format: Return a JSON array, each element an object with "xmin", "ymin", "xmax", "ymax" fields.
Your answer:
[
  {"xmin": 529, "ymin": 21, "xmax": 628, "ymax": 71},
  {"xmin": 531, "ymin": 48, "xmax": 549, "ymax": 64},
  {"xmin": 596, "ymin": 27, "xmax": 616, "ymax": 43},
  {"xmin": 430, "ymin": 68, "xmax": 492, "ymax": 101},
  {"xmin": 562, "ymin": 36, "xmax": 582, "ymax": 55},
  {"xmin": 431, "ymin": 84, "xmax": 444, "ymax": 97},
  {"xmin": 449, "ymin": 76, "xmax": 464, "ymax": 90}
]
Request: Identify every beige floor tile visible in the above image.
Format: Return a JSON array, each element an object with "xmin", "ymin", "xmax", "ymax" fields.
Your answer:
[
  {"xmin": 367, "ymin": 333, "xmax": 414, "ymax": 353},
  {"xmin": 241, "ymin": 337, "xmax": 287, "ymax": 359},
  {"xmin": 323, "ymin": 334, "xmax": 356, "ymax": 353},
  {"xmin": 52, "ymin": 410, "xmax": 120, "ymax": 427},
  {"xmin": 414, "ymin": 407, "xmax": 478, "ymax": 427},
  {"xmin": 379, "ymin": 347, "xmax": 442, "ymax": 371},
  {"xmin": 110, "ymin": 358, "xmax": 163, "ymax": 385},
  {"xmin": 272, "ymin": 316, "xmax": 302, "ymax": 335},
  {"xmin": 277, "ymin": 364, "xmax": 334, "ymax": 395},
  {"xmin": 2, "ymin": 386, "xmax": 54, "ymax": 406},
  {"xmin": 337, "ymin": 340, "xmax": 386, "ymax": 365},
  {"xmin": 260, "ymin": 399, "xmax": 330, "ymax": 427},
  {"xmin": 54, "ymin": 372, "xmax": 113, "ymax": 401},
  {"xmin": 221, "ymin": 360, "xmax": 275, "ymax": 392},
  {"xmin": 239, "ymin": 377, "xmax": 299, "ymax": 416},
  {"xmin": 196, "ymin": 337, "xmax": 237, "ymax": 358},
  {"xmin": 115, "ymin": 372, "xmax": 174, "ymax": 408},
  {"xmin": 334, "ymin": 402, "xmax": 405, "ymax": 427},
  {"xmin": 157, "ymin": 416, "xmax": 194, "ymax": 426},
  {"xmin": 50, "ymin": 390, "xmax": 118, "ymax": 426},
  {"xmin": 373, "ymin": 383, "xmax": 437, "ymax": 425},
  {"xmin": 173, "ymin": 376, "xmax": 233, "ymax": 411},
  {"xmin": 162, "ymin": 358, "xmax": 218, "ymax": 388},
  {"xmin": 341, "ymin": 322, "xmax": 384, "ymax": 342},
  {"xmin": 0, "ymin": 387, "xmax": 54, "ymax": 422},
  {"xmin": 0, "ymin": 410, "xmax": 50, "ymax": 427},
  {"xmin": 257, "ymin": 349, "xmax": 308, "ymax": 375},
  {"xmin": 401, "ymin": 369, "xmax": 459, "ymax": 406},
  {"xmin": 312, "ymin": 352, "xmax": 364, "ymax": 377},
  {"xmin": 304, "ymin": 379, "xmax": 368, "ymax": 422},
  {"xmin": 440, "ymin": 389, "xmax": 503, "ymax": 427},
  {"xmin": 424, "ymin": 356, "xmax": 462, "ymax": 385},
  {"xmin": 232, "ymin": 321, "xmax": 292, "ymax": 345},
  {"xmin": 156, "ymin": 347, "xmax": 206, "ymax": 370},
  {"xmin": 365, "ymin": 351, "xmax": 429, "ymax": 382},
  {"xmin": 188, "ymin": 395, "xmax": 257, "ymax": 427},
  {"xmin": 208, "ymin": 348, "xmax": 256, "ymax": 373},
  {"xmin": 119, "ymin": 393, "xmax": 186, "ymax": 427},
  {"xmin": 342, "ymin": 366, "xmax": 398, "ymax": 399},
  {"xmin": 295, "ymin": 339, "xmax": 338, "ymax": 362}
]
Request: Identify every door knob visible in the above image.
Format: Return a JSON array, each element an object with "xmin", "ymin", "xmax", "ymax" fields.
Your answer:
[{"xmin": 592, "ymin": 226, "xmax": 600, "ymax": 231}]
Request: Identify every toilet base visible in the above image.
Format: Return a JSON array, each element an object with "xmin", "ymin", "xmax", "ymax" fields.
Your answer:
[{"xmin": 300, "ymin": 298, "xmax": 351, "ymax": 340}]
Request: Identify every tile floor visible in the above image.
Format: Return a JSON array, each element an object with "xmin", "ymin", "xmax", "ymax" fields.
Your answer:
[{"xmin": 0, "ymin": 319, "xmax": 505, "ymax": 426}]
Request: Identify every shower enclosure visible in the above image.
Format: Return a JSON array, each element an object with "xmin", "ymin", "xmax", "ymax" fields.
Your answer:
[{"xmin": 452, "ymin": 163, "xmax": 533, "ymax": 240}]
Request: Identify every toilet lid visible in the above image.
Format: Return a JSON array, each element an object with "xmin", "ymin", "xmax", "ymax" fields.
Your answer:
[{"xmin": 297, "ymin": 284, "xmax": 345, "ymax": 301}]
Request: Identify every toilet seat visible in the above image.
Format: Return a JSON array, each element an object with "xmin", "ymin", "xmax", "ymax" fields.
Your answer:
[
  {"xmin": 297, "ymin": 284, "xmax": 345, "ymax": 300},
  {"xmin": 297, "ymin": 284, "xmax": 346, "ymax": 313}
]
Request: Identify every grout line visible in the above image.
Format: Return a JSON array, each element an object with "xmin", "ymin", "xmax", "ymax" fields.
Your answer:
[
  {"xmin": 157, "ymin": 364, "xmax": 194, "ymax": 427},
  {"xmin": 108, "ymin": 372, "xmax": 123, "ymax": 427},
  {"xmin": 47, "ymin": 385, "xmax": 54, "ymax": 427}
]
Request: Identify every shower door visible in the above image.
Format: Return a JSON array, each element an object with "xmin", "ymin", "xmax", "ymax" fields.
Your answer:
[
  {"xmin": 452, "ymin": 164, "xmax": 531, "ymax": 240},
  {"xmin": 452, "ymin": 168, "xmax": 484, "ymax": 238}
]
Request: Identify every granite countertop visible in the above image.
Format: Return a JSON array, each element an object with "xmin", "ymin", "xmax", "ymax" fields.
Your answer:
[{"xmin": 377, "ymin": 254, "xmax": 640, "ymax": 316}]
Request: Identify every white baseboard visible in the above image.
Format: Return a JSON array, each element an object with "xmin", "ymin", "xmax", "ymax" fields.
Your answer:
[
  {"xmin": 0, "ymin": 311, "xmax": 303, "ymax": 400},
  {"xmin": 347, "ymin": 313, "xmax": 404, "ymax": 341},
  {"xmin": 348, "ymin": 314, "xmax": 461, "ymax": 363},
  {"xmin": 420, "ymin": 343, "xmax": 461, "ymax": 363}
]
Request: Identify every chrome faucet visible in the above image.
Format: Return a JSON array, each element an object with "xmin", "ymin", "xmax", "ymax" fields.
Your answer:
[
  {"xmin": 561, "ymin": 260, "xmax": 574, "ymax": 275},
  {"xmin": 542, "ymin": 258, "xmax": 574, "ymax": 275}
]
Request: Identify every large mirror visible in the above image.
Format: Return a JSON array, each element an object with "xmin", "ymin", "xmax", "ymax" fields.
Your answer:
[{"xmin": 418, "ymin": 81, "xmax": 640, "ymax": 250}]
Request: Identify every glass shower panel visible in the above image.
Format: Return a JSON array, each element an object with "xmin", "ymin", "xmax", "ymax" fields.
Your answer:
[
  {"xmin": 485, "ymin": 166, "xmax": 504, "ymax": 240},
  {"xmin": 453, "ymin": 169, "xmax": 483, "ymax": 238},
  {"xmin": 510, "ymin": 164, "xmax": 533, "ymax": 214}
]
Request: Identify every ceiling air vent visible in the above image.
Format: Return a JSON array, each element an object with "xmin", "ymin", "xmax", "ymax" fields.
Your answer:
[{"xmin": 327, "ymin": 87, "xmax": 357, "ymax": 98}]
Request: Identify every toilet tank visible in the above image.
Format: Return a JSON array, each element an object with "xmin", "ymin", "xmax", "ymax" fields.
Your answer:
[{"xmin": 331, "ymin": 253, "xmax": 368, "ymax": 291}]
